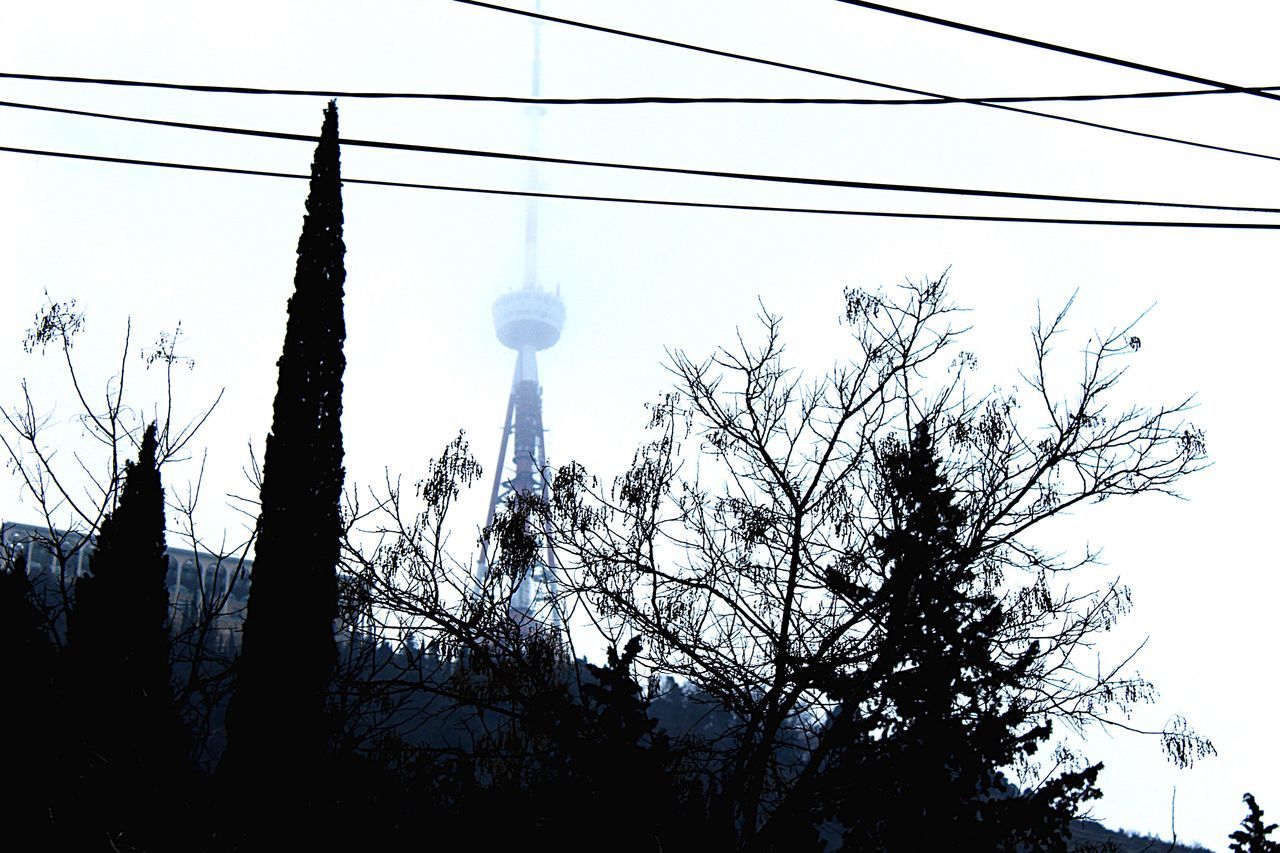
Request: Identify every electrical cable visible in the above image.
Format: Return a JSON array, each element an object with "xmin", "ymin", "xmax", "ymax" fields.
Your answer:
[
  {"xmin": 5, "ymin": 97, "xmax": 1280, "ymax": 213},
  {"xmin": 452, "ymin": 0, "xmax": 1280, "ymax": 165},
  {"xmin": 1, "ymin": 70, "xmax": 1276, "ymax": 107},
  {"xmin": 4, "ymin": 142, "xmax": 1279, "ymax": 229},
  {"xmin": 836, "ymin": 1, "xmax": 1280, "ymax": 103}
]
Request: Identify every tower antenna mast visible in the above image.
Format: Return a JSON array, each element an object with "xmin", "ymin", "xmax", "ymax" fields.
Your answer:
[{"xmin": 477, "ymin": 0, "xmax": 565, "ymax": 631}]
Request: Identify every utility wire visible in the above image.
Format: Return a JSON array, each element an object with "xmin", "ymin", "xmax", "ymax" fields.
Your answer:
[
  {"xmin": 453, "ymin": 0, "xmax": 1280, "ymax": 165},
  {"xmin": 7, "ymin": 97, "xmax": 1280, "ymax": 214},
  {"xmin": 4, "ymin": 142, "xmax": 1279, "ymax": 229},
  {"xmin": 1, "ymin": 70, "xmax": 1277, "ymax": 107},
  {"xmin": 837, "ymin": 1, "xmax": 1280, "ymax": 104}
]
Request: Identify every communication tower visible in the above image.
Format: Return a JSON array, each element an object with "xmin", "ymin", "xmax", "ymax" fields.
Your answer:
[{"xmin": 476, "ymin": 3, "xmax": 564, "ymax": 629}]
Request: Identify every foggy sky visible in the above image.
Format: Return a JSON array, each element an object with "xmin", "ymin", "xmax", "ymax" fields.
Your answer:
[{"xmin": 2, "ymin": 1, "xmax": 1278, "ymax": 846}]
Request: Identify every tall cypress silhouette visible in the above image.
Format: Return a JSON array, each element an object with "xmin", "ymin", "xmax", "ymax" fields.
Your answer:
[
  {"xmin": 62, "ymin": 422, "xmax": 187, "ymax": 850},
  {"xmin": 222, "ymin": 101, "xmax": 346, "ymax": 808}
]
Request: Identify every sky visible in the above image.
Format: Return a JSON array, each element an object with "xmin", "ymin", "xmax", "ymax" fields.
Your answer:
[{"xmin": 2, "ymin": 0, "xmax": 1278, "ymax": 846}]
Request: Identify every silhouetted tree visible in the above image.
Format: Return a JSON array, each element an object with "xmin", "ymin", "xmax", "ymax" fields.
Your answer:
[
  {"xmin": 221, "ymin": 100, "xmax": 347, "ymax": 826},
  {"xmin": 1230, "ymin": 793, "xmax": 1280, "ymax": 852},
  {"xmin": 60, "ymin": 422, "xmax": 189, "ymax": 850},
  {"xmin": 444, "ymin": 633, "xmax": 709, "ymax": 852},
  {"xmin": 576, "ymin": 638, "xmax": 718, "ymax": 851},
  {"xmin": 800, "ymin": 421, "xmax": 1100, "ymax": 851},
  {"xmin": 324, "ymin": 268, "xmax": 1218, "ymax": 848},
  {"xmin": 533, "ymin": 277, "xmax": 1211, "ymax": 849},
  {"xmin": 0, "ymin": 550, "xmax": 57, "ymax": 837},
  {"xmin": 1, "ymin": 295, "xmax": 242, "ymax": 848}
]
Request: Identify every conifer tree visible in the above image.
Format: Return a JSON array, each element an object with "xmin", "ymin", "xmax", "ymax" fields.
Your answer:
[
  {"xmin": 1230, "ymin": 793, "xmax": 1280, "ymax": 853},
  {"xmin": 824, "ymin": 422, "xmax": 1100, "ymax": 851},
  {"xmin": 222, "ymin": 101, "xmax": 346, "ymax": 803},
  {"xmin": 0, "ymin": 549, "xmax": 58, "ymax": 837},
  {"xmin": 62, "ymin": 422, "xmax": 187, "ymax": 849}
]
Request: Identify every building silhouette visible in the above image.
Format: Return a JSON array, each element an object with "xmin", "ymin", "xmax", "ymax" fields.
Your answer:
[{"xmin": 2, "ymin": 519, "xmax": 251, "ymax": 650}]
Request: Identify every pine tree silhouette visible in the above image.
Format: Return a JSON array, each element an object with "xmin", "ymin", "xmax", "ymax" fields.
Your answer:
[
  {"xmin": 61, "ymin": 423, "xmax": 189, "ymax": 850},
  {"xmin": 221, "ymin": 100, "xmax": 346, "ymax": 832},
  {"xmin": 1229, "ymin": 793, "xmax": 1280, "ymax": 852},
  {"xmin": 822, "ymin": 422, "xmax": 1100, "ymax": 851}
]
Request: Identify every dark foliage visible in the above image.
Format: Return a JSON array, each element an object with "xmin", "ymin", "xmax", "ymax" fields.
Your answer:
[
  {"xmin": 1230, "ymin": 793, "xmax": 1280, "ymax": 852},
  {"xmin": 0, "ymin": 549, "xmax": 58, "ymax": 838},
  {"xmin": 60, "ymin": 423, "xmax": 192, "ymax": 850},
  {"xmin": 429, "ymin": 634, "xmax": 708, "ymax": 852},
  {"xmin": 220, "ymin": 100, "xmax": 347, "ymax": 834},
  {"xmin": 799, "ymin": 423, "xmax": 1101, "ymax": 852}
]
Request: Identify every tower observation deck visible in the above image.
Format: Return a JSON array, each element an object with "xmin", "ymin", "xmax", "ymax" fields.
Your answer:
[{"xmin": 476, "ymin": 3, "xmax": 564, "ymax": 631}]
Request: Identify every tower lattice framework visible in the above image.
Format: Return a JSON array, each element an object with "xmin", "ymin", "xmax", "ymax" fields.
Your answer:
[{"xmin": 476, "ymin": 2, "xmax": 563, "ymax": 631}]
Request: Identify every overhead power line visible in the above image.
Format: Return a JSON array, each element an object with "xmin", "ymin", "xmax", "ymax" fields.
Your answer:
[
  {"xmin": 452, "ymin": 0, "xmax": 1280, "ymax": 165},
  {"xmin": 4, "ymin": 142, "xmax": 1279, "ymax": 229},
  {"xmin": 1, "ymin": 70, "xmax": 1277, "ymax": 107},
  {"xmin": 836, "ymin": 1, "xmax": 1280, "ymax": 104},
  {"xmin": 6, "ymin": 98, "xmax": 1280, "ymax": 214}
]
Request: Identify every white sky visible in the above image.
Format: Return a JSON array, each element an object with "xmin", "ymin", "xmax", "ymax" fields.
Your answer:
[{"xmin": 2, "ymin": 1, "xmax": 1277, "ymax": 846}]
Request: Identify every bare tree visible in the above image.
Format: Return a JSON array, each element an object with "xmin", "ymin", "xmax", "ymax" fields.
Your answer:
[
  {"xmin": 332, "ymin": 431, "xmax": 577, "ymax": 748},
  {"xmin": 0, "ymin": 295, "xmax": 247, "ymax": 768},
  {"xmin": 311, "ymin": 274, "xmax": 1211, "ymax": 849},
  {"xmin": 527, "ymin": 274, "xmax": 1212, "ymax": 848},
  {"xmin": 3, "ymin": 297, "xmax": 220, "ymax": 537}
]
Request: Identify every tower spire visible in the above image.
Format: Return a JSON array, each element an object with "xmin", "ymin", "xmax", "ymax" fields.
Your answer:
[
  {"xmin": 522, "ymin": 0, "xmax": 544, "ymax": 292},
  {"xmin": 478, "ymin": 3, "xmax": 564, "ymax": 632}
]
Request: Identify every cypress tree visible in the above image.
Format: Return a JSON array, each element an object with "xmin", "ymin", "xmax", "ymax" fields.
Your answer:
[
  {"xmin": 0, "ymin": 549, "xmax": 58, "ymax": 838},
  {"xmin": 222, "ymin": 101, "xmax": 346, "ymax": 809},
  {"xmin": 62, "ymin": 422, "xmax": 187, "ymax": 849}
]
